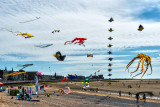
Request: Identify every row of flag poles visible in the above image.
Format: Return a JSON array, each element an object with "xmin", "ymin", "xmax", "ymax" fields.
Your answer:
[{"xmin": 108, "ymin": 18, "xmax": 114, "ymax": 85}]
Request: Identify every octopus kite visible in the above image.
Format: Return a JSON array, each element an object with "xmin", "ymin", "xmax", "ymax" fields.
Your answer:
[
  {"xmin": 64, "ymin": 37, "xmax": 87, "ymax": 47},
  {"xmin": 126, "ymin": 53, "xmax": 152, "ymax": 79}
]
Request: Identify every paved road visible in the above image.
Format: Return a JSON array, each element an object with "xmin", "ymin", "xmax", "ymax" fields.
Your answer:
[{"xmin": 62, "ymin": 92, "xmax": 160, "ymax": 107}]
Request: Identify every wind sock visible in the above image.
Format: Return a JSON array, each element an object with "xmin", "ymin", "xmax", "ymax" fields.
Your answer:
[
  {"xmin": 30, "ymin": 87, "xmax": 33, "ymax": 95},
  {"xmin": 35, "ymin": 76, "xmax": 39, "ymax": 95}
]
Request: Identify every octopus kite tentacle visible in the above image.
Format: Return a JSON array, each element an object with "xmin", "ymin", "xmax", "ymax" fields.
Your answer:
[
  {"xmin": 125, "ymin": 57, "xmax": 138, "ymax": 72},
  {"xmin": 130, "ymin": 59, "xmax": 142, "ymax": 77},
  {"xmin": 147, "ymin": 63, "xmax": 152, "ymax": 76}
]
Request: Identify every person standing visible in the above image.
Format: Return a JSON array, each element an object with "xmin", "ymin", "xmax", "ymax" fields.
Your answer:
[
  {"xmin": 143, "ymin": 94, "xmax": 146, "ymax": 103},
  {"xmin": 129, "ymin": 92, "xmax": 131, "ymax": 96},
  {"xmin": 136, "ymin": 93, "xmax": 140, "ymax": 103},
  {"xmin": 119, "ymin": 91, "xmax": 121, "ymax": 96}
]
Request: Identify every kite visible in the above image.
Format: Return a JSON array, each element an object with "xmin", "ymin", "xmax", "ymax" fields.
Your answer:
[
  {"xmin": 108, "ymin": 74, "xmax": 112, "ymax": 76},
  {"xmin": 1, "ymin": 29, "xmax": 34, "ymax": 39},
  {"xmin": 108, "ymin": 17, "xmax": 114, "ymax": 22},
  {"xmin": 108, "ymin": 44, "xmax": 113, "ymax": 48},
  {"xmin": 138, "ymin": 24, "xmax": 144, "ymax": 31},
  {"xmin": 108, "ymin": 28, "xmax": 114, "ymax": 32},
  {"xmin": 52, "ymin": 30, "xmax": 60, "ymax": 34},
  {"xmin": 62, "ymin": 77, "xmax": 68, "ymax": 82},
  {"xmin": 108, "ymin": 58, "xmax": 113, "ymax": 61},
  {"xmin": 48, "ymin": 67, "xmax": 54, "ymax": 72},
  {"xmin": 4, "ymin": 71, "xmax": 26, "ymax": 77},
  {"xmin": 97, "ymin": 70, "xmax": 100, "ymax": 72},
  {"xmin": 17, "ymin": 64, "xmax": 33, "ymax": 70},
  {"xmin": 35, "ymin": 44, "xmax": 53, "ymax": 48},
  {"xmin": 64, "ymin": 87, "xmax": 71, "ymax": 94},
  {"xmin": 108, "ymin": 37, "xmax": 113, "ymax": 40},
  {"xmin": 0, "ymin": 82, "xmax": 3, "ymax": 86},
  {"xmin": 81, "ymin": 78, "xmax": 90, "ymax": 88},
  {"xmin": 16, "ymin": 32, "xmax": 34, "ymax": 38},
  {"xmin": 87, "ymin": 54, "xmax": 93, "ymax": 57},
  {"xmin": 68, "ymin": 74, "xmax": 77, "ymax": 80},
  {"xmin": 58, "ymin": 89, "xmax": 64, "ymax": 94},
  {"xmin": 126, "ymin": 53, "xmax": 152, "ymax": 79},
  {"xmin": 19, "ymin": 17, "xmax": 40, "ymax": 23},
  {"xmin": 44, "ymin": 84, "xmax": 48, "ymax": 87},
  {"xmin": 108, "ymin": 63, "xmax": 112, "ymax": 67},
  {"xmin": 37, "ymin": 72, "xmax": 42, "ymax": 76},
  {"xmin": 108, "ymin": 78, "xmax": 112, "ymax": 81},
  {"xmin": 62, "ymin": 74, "xmax": 77, "ymax": 82},
  {"xmin": 82, "ymin": 78, "xmax": 90, "ymax": 84},
  {"xmin": 108, "ymin": 69, "xmax": 112, "ymax": 72},
  {"xmin": 64, "ymin": 37, "xmax": 87, "ymax": 47},
  {"xmin": 53, "ymin": 51, "xmax": 66, "ymax": 61},
  {"xmin": 108, "ymin": 51, "xmax": 112, "ymax": 54}
]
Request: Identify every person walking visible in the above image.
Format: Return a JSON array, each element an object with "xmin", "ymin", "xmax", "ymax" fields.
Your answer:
[
  {"xmin": 119, "ymin": 91, "xmax": 121, "ymax": 96},
  {"xmin": 143, "ymin": 94, "xmax": 146, "ymax": 103},
  {"xmin": 129, "ymin": 92, "xmax": 131, "ymax": 96},
  {"xmin": 136, "ymin": 93, "xmax": 140, "ymax": 103}
]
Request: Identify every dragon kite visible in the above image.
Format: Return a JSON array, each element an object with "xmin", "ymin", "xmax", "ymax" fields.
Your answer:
[
  {"xmin": 0, "ymin": 28, "xmax": 34, "ymax": 38},
  {"xmin": 64, "ymin": 37, "xmax": 87, "ymax": 47},
  {"xmin": 126, "ymin": 53, "xmax": 152, "ymax": 79}
]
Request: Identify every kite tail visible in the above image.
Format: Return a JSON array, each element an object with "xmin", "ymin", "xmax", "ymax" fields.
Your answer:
[{"xmin": 64, "ymin": 41, "xmax": 71, "ymax": 45}]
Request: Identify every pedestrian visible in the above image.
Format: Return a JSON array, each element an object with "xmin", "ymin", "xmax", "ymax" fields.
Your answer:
[
  {"xmin": 136, "ymin": 93, "xmax": 140, "ymax": 103},
  {"xmin": 129, "ymin": 92, "xmax": 131, "ymax": 96},
  {"xmin": 119, "ymin": 91, "xmax": 121, "ymax": 96},
  {"xmin": 143, "ymin": 94, "xmax": 146, "ymax": 103}
]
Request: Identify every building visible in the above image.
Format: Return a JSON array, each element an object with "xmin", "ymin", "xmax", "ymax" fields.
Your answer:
[
  {"xmin": 40, "ymin": 75, "xmax": 56, "ymax": 81},
  {"xmin": 0, "ymin": 69, "xmax": 3, "ymax": 78},
  {"xmin": 76, "ymin": 75, "xmax": 85, "ymax": 80},
  {"xmin": 98, "ymin": 74, "xmax": 104, "ymax": 79},
  {"xmin": 25, "ymin": 71, "xmax": 38, "ymax": 80}
]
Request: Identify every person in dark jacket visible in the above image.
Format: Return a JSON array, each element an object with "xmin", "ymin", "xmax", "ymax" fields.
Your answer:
[
  {"xmin": 143, "ymin": 94, "xmax": 146, "ymax": 103},
  {"xmin": 136, "ymin": 93, "xmax": 140, "ymax": 103}
]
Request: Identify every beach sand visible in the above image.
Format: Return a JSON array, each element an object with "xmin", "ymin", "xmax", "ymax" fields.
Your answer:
[{"xmin": 0, "ymin": 80, "xmax": 160, "ymax": 107}]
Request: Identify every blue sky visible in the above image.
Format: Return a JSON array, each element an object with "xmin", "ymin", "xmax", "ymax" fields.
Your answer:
[{"xmin": 0, "ymin": 0, "xmax": 160, "ymax": 79}]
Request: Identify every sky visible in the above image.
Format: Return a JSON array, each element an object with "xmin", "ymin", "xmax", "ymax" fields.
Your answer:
[{"xmin": 0, "ymin": 0, "xmax": 160, "ymax": 79}]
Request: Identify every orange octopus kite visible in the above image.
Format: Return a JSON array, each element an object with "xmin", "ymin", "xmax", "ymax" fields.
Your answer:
[{"xmin": 126, "ymin": 53, "xmax": 152, "ymax": 79}]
